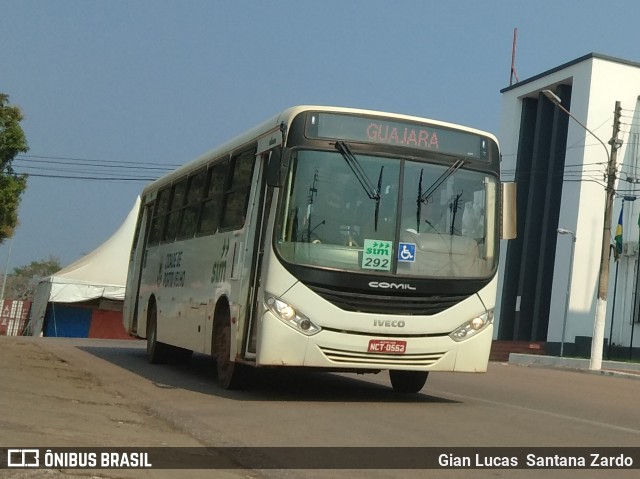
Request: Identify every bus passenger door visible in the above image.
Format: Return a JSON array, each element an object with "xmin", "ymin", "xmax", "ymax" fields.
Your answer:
[
  {"xmin": 242, "ymin": 153, "xmax": 276, "ymax": 358},
  {"xmin": 123, "ymin": 198, "xmax": 153, "ymax": 336}
]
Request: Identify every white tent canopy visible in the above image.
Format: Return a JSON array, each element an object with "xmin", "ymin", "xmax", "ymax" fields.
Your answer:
[{"xmin": 29, "ymin": 197, "xmax": 140, "ymax": 336}]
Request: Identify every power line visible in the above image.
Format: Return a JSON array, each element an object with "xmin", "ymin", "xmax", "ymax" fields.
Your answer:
[
  {"xmin": 22, "ymin": 173, "xmax": 156, "ymax": 182},
  {"xmin": 14, "ymin": 157, "xmax": 175, "ymax": 172},
  {"xmin": 9, "ymin": 153, "xmax": 181, "ymax": 182},
  {"xmin": 16, "ymin": 154, "xmax": 182, "ymax": 168}
]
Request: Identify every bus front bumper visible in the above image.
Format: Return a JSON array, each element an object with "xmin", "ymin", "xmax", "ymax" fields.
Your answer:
[{"xmin": 256, "ymin": 311, "xmax": 492, "ymax": 373}]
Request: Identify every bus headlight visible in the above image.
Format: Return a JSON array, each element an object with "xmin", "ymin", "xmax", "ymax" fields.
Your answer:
[
  {"xmin": 265, "ymin": 294, "xmax": 321, "ymax": 336},
  {"xmin": 449, "ymin": 310, "xmax": 494, "ymax": 342}
]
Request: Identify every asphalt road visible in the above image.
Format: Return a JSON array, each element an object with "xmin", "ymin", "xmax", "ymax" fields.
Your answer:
[{"xmin": 1, "ymin": 336, "xmax": 638, "ymax": 479}]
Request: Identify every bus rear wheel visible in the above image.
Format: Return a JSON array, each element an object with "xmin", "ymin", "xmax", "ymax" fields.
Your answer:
[
  {"xmin": 146, "ymin": 301, "xmax": 171, "ymax": 364},
  {"xmin": 213, "ymin": 309, "xmax": 247, "ymax": 390},
  {"xmin": 389, "ymin": 370, "xmax": 429, "ymax": 393}
]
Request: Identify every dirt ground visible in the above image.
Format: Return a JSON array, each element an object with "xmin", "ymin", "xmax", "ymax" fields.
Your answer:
[{"xmin": 0, "ymin": 336, "xmax": 252, "ymax": 479}]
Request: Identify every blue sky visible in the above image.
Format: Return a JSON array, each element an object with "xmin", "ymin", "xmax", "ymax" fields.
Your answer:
[{"xmin": 2, "ymin": 0, "xmax": 640, "ymax": 270}]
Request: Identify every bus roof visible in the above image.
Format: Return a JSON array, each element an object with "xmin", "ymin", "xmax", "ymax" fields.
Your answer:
[{"xmin": 140, "ymin": 105, "xmax": 498, "ymax": 195}]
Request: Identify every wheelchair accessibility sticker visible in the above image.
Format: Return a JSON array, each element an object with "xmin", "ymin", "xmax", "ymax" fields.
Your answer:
[{"xmin": 398, "ymin": 243, "xmax": 416, "ymax": 262}]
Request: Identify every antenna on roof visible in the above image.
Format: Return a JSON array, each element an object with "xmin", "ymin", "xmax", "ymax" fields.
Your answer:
[{"xmin": 510, "ymin": 28, "xmax": 520, "ymax": 86}]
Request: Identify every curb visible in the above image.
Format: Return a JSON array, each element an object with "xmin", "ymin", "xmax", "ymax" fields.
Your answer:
[{"xmin": 507, "ymin": 353, "xmax": 640, "ymax": 380}]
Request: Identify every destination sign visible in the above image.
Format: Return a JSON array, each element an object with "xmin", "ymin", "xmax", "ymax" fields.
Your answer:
[{"xmin": 306, "ymin": 112, "xmax": 490, "ymax": 159}]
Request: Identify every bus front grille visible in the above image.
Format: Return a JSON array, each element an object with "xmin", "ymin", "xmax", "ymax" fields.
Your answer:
[
  {"xmin": 307, "ymin": 285, "xmax": 470, "ymax": 315},
  {"xmin": 319, "ymin": 346, "xmax": 445, "ymax": 366}
]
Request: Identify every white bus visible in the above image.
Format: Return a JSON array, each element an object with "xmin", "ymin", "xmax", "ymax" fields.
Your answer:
[{"xmin": 123, "ymin": 106, "xmax": 516, "ymax": 393}]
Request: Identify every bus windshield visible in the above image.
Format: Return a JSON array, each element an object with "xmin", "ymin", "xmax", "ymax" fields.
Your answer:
[{"xmin": 276, "ymin": 149, "xmax": 498, "ymax": 278}]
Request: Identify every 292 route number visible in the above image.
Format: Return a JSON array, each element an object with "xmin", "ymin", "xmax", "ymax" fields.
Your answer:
[
  {"xmin": 368, "ymin": 339, "xmax": 407, "ymax": 354},
  {"xmin": 363, "ymin": 258, "xmax": 389, "ymax": 269}
]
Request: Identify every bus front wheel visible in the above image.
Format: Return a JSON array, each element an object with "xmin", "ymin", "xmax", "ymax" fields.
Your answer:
[
  {"xmin": 389, "ymin": 370, "xmax": 429, "ymax": 393},
  {"xmin": 213, "ymin": 309, "xmax": 247, "ymax": 390}
]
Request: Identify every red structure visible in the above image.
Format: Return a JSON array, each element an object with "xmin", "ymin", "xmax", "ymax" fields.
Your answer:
[{"xmin": 0, "ymin": 300, "xmax": 31, "ymax": 336}]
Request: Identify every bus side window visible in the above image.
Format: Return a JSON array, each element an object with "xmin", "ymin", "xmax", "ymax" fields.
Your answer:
[
  {"xmin": 148, "ymin": 186, "xmax": 171, "ymax": 245},
  {"xmin": 220, "ymin": 148, "xmax": 256, "ymax": 230},
  {"xmin": 198, "ymin": 159, "xmax": 229, "ymax": 235},
  {"xmin": 177, "ymin": 169, "xmax": 206, "ymax": 240},
  {"xmin": 164, "ymin": 179, "xmax": 187, "ymax": 242}
]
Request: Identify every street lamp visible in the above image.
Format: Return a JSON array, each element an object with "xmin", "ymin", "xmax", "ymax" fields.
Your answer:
[
  {"xmin": 557, "ymin": 228, "xmax": 576, "ymax": 357},
  {"xmin": 542, "ymin": 89, "xmax": 621, "ymax": 371},
  {"xmin": 541, "ymin": 90, "xmax": 610, "ymax": 159}
]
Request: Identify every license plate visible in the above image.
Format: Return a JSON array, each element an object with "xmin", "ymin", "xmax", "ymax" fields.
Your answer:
[{"xmin": 367, "ymin": 339, "xmax": 406, "ymax": 354}]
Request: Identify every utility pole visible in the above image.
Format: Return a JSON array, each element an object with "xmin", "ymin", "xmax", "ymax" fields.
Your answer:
[
  {"xmin": 591, "ymin": 101, "xmax": 623, "ymax": 370},
  {"xmin": 0, "ymin": 237, "xmax": 13, "ymax": 304}
]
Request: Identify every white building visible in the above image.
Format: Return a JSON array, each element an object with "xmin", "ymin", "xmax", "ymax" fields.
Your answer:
[{"xmin": 496, "ymin": 53, "xmax": 640, "ymax": 359}]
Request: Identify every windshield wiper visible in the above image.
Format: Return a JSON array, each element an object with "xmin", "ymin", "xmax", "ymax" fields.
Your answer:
[
  {"xmin": 419, "ymin": 158, "xmax": 466, "ymax": 204},
  {"xmin": 449, "ymin": 191, "xmax": 463, "ymax": 235},
  {"xmin": 335, "ymin": 141, "xmax": 383, "ymax": 232},
  {"xmin": 335, "ymin": 141, "xmax": 381, "ymax": 201},
  {"xmin": 374, "ymin": 165, "xmax": 384, "ymax": 231},
  {"xmin": 417, "ymin": 168, "xmax": 423, "ymax": 232},
  {"xmin": 417, "ymin": 168, "xmax": 443, "ymax": 235}
]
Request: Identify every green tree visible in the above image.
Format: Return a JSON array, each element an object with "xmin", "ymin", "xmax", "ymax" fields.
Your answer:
[
  {"xmin": 2, "ymin": 256, "xmax": 61, "ymax": 301},
  {"xmin": 0, "ymin": 93, "xmax": 29, "ymax": 243}
]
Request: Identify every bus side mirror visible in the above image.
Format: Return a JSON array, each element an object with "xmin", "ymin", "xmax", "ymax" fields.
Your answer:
[
  {"xmin": 266, "ymin": 147, "xmax": 288, "ymax": 187},
  {"xmin": 501, "ymin": 182, "xmax": 517, "ymax": 240}
]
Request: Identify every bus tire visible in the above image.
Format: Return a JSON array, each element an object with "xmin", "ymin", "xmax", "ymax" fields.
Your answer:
[
  {"xmin": 389, "ymin": 370, "xmax": 429, "ymax": 393},
  {"xmin": 213, "ymin": 306, "xmax": 247, "ymax": 390},
  {"xmin": 146, "ymin": 300, "xmax": 171, "ymax": 364}
]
